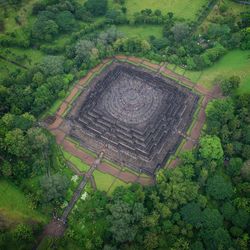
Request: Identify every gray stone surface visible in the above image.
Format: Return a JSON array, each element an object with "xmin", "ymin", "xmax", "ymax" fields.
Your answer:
[{"xmin": 66, "ymin": 62, "xmax": 199, "ymax": 175}]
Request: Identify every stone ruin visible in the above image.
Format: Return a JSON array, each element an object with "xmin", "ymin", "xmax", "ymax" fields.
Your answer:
[{"xmin": 66, "ymin": 62, "xmax": 199, "ymax": 175}]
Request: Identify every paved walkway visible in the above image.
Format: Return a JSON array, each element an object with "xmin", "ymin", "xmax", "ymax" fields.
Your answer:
[
  {"xmin": 61, "ymin": 151, "xmax": 103, "ymax": 222},
  {"xmin": 35, "ymin": 152, "xmax": 104, "ymax": 249}
]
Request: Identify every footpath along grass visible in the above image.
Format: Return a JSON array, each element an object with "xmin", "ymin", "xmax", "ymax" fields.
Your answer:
[
  {"xmin": 0, "ymin": 179, "xmax": 48, "ymax": 224},
  {"xmin": 62, "ymin": 149, "xmax": 90, "ymax": 172},
  {"xmin": 93, "ymin": 170, "xmax": 116, "ymax": 192}
]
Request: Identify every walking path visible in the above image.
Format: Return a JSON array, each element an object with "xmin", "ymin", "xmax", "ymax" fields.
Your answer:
[
  {"xmin": 35, "ymin": 152, "xmax": 104, "ymax": 249},
  {"xmin": 61, "ymin": 151, "xmax": 103, "ymax": 222}
]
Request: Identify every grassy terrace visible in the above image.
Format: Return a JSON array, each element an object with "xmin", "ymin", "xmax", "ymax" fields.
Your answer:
[
  {"xmin": 62, "ymin": 149, "xmax": 90, "ymax": 173},
  {"xmin": 93, "ymin": 169, "xmax": 130, "ymax": 194}
]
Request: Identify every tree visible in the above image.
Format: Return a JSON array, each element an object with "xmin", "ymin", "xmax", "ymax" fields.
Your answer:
[
  {"xmin": 107, "ymin": 200, "xmax": 144, "ymax": 243},
  {"xmin": 207, "ymin": 23, "xmax": 231, "ymax": 39},
  {"xmin": 220, "ymin": 75, "xmax": 240, "ymax": 96},
  {"xmin": 143, "ymin": 232, "xmax": 159, "ymax": 250},
  {"xmin": 180, "ymin": 202, "xmax": 202, "ymax": 227},
  {"xmin": 85, "ymin": 0, "xmax": 108, "ymax": 16},
  {"xmin": 199, "ymin": 135, "xmax": 223, "ymax": 161},
  {"xmin": 40, "ymin": 173, "xmax": 69, "ymax": 203},
  {"xmin": 4, "ymin": 128, "xmax": 27, "ymax": 157},
  {"xmin": 205, "ymin": 98, "xmax": 235, "ymax": 136},
  {"xmin": 156, "ymin": 167, "xmax": 199, "ymax": 209},
  {"xmin": 12, "ymin": 224, "xmax": 33, "ymax": 243},
  {"xmin": 232, "ymin": 209, "xmax": 249, "ymax": 229},
  {"xmin": 241, "ymin": 160, "xmax": 250, "ymax": 181},
  {"xmin": 74, "ymin": 39, "xmax": 95, "ymax": 66},
  {"xmin": 221, "ymin": 202, "xmax": 236, "ymax": 220},
  {"xmin": 171, "ymin": 23, "xmax": 189, "ymax": 42},
  {"xmin": 75, "ymin": 6, "xmax": 92, "ymax": 22},
  {"xmin": 39, "ymin": 56, "xmax": 65, "ymax": 76},
  {"xmin": 32, "ymin": 15, "xmax": 58, "ymax": 41},
  {"xmin": 212, "ymin": 228, "xmax": 232, "ymax": 249},
  {"xmin": 56, "ymin": 11, "xmax": 76, "ymax": 32},
  {"xmin": 226, "ymin": 157, "xmax": 243, "ymax": 176},
  {"xmin": 201, "ymin": 208, "xmax": 223, "ymax": 229},
  {"xmin": 206, "ymin": 175, "xmax": 234, "ymax": 200}
]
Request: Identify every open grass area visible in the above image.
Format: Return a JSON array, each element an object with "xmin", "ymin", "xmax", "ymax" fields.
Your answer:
[
  {"xmin": 0, "ymin": 179, "xmax": 48, "ymax": 226},
  {"xmin": 108, "ymin": 178, "xmax": 131, "ymax": 195},
  {"xmin": 62, "ymin": 149, "xmax": 90, "ymax": 172},
  {"xmin": 122, "ymin": 0, "xmax": 208, "ymax": 21},
  {"xmin": 117, "ymin": 25, "xmax": 163, "ymax": 40},
  {"xmin": 170, "ymin": 50, "xmax": 250, "ymax": 92},
  {"xmin": 93, "ymin": 170, "xmax": 116, "ymax": 192},
  {"xmin": 197, "ymin": 50, "xmax": 250, "ymax": 91}
]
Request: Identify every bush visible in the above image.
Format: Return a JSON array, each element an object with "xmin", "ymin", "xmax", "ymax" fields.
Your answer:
[
  {"xmin": 85, "ymin": 0, "xmax": 108, "ymax": 16},
  {"xmin": 206, "ymin": 175, "xmax": 234, "ymax": 200}
]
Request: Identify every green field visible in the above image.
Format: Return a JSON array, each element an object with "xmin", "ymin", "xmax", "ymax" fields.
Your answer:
[
  {"xmin": 123, "ymin": 0, "xmax": 208, "ymax": 20},
  {"xmin": 173, "ymin": 50, "xmax": 250, "ymax": 92},
  {"xmin": 62, "ymin": 149, "xmax": 90, "ymax": 172},
  {"xmin": 118, "ymin": 25, "xmax": 163, "ymax": 39},
  {"xmin": 0, "ymin": 179, "xmax": 47, "ymax": 226},
  {"xmin": 108, "ymin": 178, "xmax": 130, "ymax": 195},
  {"xmin": 198, "ymin": 50, "xmax": 250, "ymax": 91},
  {"xmin": 93, "ymin": 170, "xmax": 116, "ymax": 192}
]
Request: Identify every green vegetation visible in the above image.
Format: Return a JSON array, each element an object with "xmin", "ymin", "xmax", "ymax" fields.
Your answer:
[
  {"xmin": 171, "ymin": 50, "xmax": 250, "ymax": 91},
  {"xmin": 62, "ymin": 149, "xmax": 90, "ymax": 173},
  {"xmin": 0, "ymin": 0, "xmax": 250, "ymax": 249},
  {"xmin": 198, "ymin": 50, "xmax": 250, "ymax": 90},
  {"xmin": 108, "ymin": 178, "xmax": 130, "ymax": 195},
  {"xmin": 0, "ymin": 179, "xmax": 47, "ymax": 224},
  {"xmin": 118, "ymin": 25, "xmax": 163, "ymax": 39},
  {"xmin": 123, "ymin": 0, "xmax": 208, "ymax": 20},
  {"xmin": 93, "ymin": 170, "xmax": 116, "ymax": 192}
]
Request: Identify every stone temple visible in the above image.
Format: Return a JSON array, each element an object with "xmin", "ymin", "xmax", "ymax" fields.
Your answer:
[{"xmin": 66, "ymin": 62, "xmax": 199, "ymax": 175}]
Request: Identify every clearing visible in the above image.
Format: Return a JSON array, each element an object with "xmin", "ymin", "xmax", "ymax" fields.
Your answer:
[{"xmin": 123, "ymin": 0, "xmax": 208, "ymax": 20}]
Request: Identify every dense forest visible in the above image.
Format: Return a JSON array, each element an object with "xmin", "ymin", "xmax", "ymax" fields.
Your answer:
[{"xmin": 0, "ymin": 0, "xmax": 249, "ymax": 249}]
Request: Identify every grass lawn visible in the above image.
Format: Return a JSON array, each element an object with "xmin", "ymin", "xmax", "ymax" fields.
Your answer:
[
  {"xmin": 0, "ymin": 179, "xmax": 48, "ymax": 226},
  {"xmin": 197, "ymin": 50, "xmax": 250, "ymax": 91},
  {"xmin": 62, "ymin": 149, "xmax": 90, "ymax": 172},
  {"xmin": 108, "ymin": 178, "xmax": 130, "ymax": 195},
  {"xmin": 179, "ymin": 50, "xmax": 250, "ymax": 91},
  {"xmin": 93, "ymin": 170, "xmax": 116, "ymax": 192},
  {"xmin": 117, "ymin": 25, "xmax": 163, "ymax": 40},
  {"xmin": 122, "ymin": 0, "xmax": 208, "ymax": 21}
]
